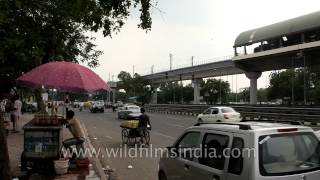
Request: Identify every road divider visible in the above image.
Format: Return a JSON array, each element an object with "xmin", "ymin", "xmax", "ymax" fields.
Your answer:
[{"xmin": 145, "ymin": 104, "xmax": 320, "ymax": 125}]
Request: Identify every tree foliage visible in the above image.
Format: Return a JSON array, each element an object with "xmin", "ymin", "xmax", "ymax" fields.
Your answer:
[
  {"xmin": 117, "ymin": 71, "xmax": 150, "ymax": 104},
  {"xmin": 158, "ymin": 82, "xmax": 194, "ymax": 104},
  {"xmin": 0, "ymin": 0, "xmax": 153, "ymax": 91},
  {"xmin": 200, "ymin": 79, "xmax": 230, "ymax": 104},
  {"xmin": 268, "ymin": 69, "xmax": 320, "ymax": 104}
]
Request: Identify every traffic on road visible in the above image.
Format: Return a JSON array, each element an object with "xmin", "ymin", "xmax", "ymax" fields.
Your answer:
[{"xmin": 76, "ymin": 104, "xmax": 320, "ymax": 180}]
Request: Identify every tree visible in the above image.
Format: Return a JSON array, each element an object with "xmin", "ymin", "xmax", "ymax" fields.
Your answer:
[
  {"xmin": 117, "ymin": 71, "xmax": 151, "ymax": 104},
  {"xmin": 257, "ymin": 88, "xmax": 268, "ymax": 103},
  {"xmin": 0, "ymin": 1, "xmax": 154, "ymax": 179},
  {"xmin": 200, "ymin": 79, "xmax": 230, "ymax": 104},
  {"xmin": 238, "ymin": 88, "xmax": 249, "ymax": 103},
  {"xmin": 267, "ymin": 69, "xmax": 309, "ymax": 104},
  {"xmin": 0, "ymin": 0, "xmax": 153, "ymax": 91}
]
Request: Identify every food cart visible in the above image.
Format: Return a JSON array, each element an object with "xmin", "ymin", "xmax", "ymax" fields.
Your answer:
[{"xmin": 21, "ymin": 113, "xmax": 65, "ymax": 173}]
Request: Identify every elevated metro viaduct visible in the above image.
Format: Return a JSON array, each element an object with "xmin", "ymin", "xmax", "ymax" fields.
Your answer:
[{"xmin": 143, "ymin": 11, "xmax": 320, "ymax": 104}]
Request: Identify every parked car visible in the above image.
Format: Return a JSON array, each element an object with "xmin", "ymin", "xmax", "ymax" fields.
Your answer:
[
  {"xmin": 159, "ymin": 121, "xmax": 320, "ymax": 180},
  {"xmin": 117, "ymin": 105, "xmax": 140, "ymax": 119},
  {"xmin": 90, "ymin": 101, "xmax": 104, "ymax": 113},
  {"xmin": 197, "ymin": 106, "xmax": 241, "ymax": 123}
]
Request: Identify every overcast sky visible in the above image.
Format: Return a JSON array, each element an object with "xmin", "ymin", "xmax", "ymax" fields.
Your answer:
[{"xmin": 90, "ymin": 0, "xmax": 320, "ymax": 91}]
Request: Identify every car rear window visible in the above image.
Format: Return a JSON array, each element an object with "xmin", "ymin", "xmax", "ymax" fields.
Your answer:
[
  {"xmin": 259, "ymin": 132, "xmax": 320, "ymax": 176},
  {"xmin": 221, "ymin": 107, "xmax": 235, "ymax": 113}
]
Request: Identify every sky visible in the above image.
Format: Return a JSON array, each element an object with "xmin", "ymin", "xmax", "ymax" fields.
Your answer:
[{"xmin": 89, "ymin": 0, "xmax": 320, "ymax": 92}]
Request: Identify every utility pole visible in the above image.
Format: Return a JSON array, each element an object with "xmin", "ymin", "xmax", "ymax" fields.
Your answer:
[
  {"xmin": 170, "ymin": 54, "xmax": 172, "ymax": 70},
  {"xmin": 191, "ymin": 56, "xmax": 194, "ymax": 66},
  {"xmin": 219, "ymin": 76, "xmax": 222, "ymax": 104},
  {"xmin": 303, "ymin": 55, "xmax": 307, "ymax": 105},
  {"xmin": 291, "ymin": 57, "xmax": 295, "ymax": 105},
  {"xmin": 132, "ymin": 65, "xmax": 135, "ymax": 77},
  {"xmin": 235, "ymin": 75, "xmax": 238, "ymax": 103}
]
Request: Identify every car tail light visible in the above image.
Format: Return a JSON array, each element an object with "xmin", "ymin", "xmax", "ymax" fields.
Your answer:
[
  {"xmin": 277, "ymin": 128, "xmax": 298, "ymax": 132},
  {"xmin": 224, "ymin": 114, "xmax": 229, "ymax": 119}
]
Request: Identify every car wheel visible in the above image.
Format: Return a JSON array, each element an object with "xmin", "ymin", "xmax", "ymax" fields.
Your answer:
[
  {"xmin": 198, "ymin": 118, "xmax": 203, "ymax": 122},
  {"xmin": 217, "ymin": 120, "xmax": 221, "ymax": 122},
  {"xmin": 158, "ymin": 171, "xmax": 167, "ymax": 180}
]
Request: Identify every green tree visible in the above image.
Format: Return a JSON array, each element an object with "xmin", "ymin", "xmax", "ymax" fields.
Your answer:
[
  {"xmin": 309, "ymin": 71, "xmax": 320, "ymax": 104},
  {"xmin": 200, "ymin": 79, "xmax": 230, "ymax": 104},
  {"xmin": 117, "ymin": 71, "xmax": 150, "ymax": 104},
  {"xmin": 0, "ymin": 1, "xmax": 153, "ymax": 178},
  {"xmin": 258, "ymin": 88, "xmax": 268, "ymax": 103},
  {"xmin": 238, "ymin": 88, "xmax": 249, "ymax": 103},
  {"xmin": 158, "ymin": 82, "xmax": 185, "ymax": 104},
  {"xmin": 267, "ymin": 69, "xmax": 308, "ymax": 104}
]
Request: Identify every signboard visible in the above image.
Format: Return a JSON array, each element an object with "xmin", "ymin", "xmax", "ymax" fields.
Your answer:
[{"xmin": 24, "ymin": 130, "xmax": 60, "ymax": 158}]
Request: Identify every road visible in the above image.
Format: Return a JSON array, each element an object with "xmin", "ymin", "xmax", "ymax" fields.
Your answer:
[
  {"xmin": 77, "ymin": 109, "xmax": 197, "ymax": 180},
  {"xmin": 75, "ymin": 108, "xmax": 320, "ymax": 180}
]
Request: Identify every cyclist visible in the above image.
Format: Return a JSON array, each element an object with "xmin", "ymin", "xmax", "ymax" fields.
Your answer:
[{"xmin": 138, "ymin": 108, "xmax": 151, "ymax": 145}]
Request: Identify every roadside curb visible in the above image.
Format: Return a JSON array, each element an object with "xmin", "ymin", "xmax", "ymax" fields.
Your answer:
[
  {"xmin": 82, "ymin": 123, "xmax": 108, "ymax": 180},
  {"xmin": 82, "ymin": 123, "xmax": 118, "ymax": 180}
]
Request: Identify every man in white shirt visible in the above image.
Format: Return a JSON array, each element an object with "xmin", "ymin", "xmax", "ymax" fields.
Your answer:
[{"xmin": 12, "ymin": 95, "xmax": 22, "ymax": 132}]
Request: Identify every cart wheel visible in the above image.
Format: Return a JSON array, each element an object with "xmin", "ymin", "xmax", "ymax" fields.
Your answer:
[
  {"xmin": 122, "ymin": 129, "xmax": 129, "ymax": 144},
  {"xmin": 128, "ymin": 136, "xmax": 137, "ymax": 146},
  {"xmin": 142, "ymin": 130, "xmax": 150, "ymax": 145}
]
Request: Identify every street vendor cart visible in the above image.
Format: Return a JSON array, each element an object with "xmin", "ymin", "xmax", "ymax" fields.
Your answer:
[{"xmin": 21, "ymin": 113, "xmax": 65, "ymax": 173}]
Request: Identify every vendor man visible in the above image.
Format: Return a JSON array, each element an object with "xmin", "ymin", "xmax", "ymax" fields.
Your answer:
[{"xmin": 63, "ymin": 110, "xmax": 86, "ymax": 158}]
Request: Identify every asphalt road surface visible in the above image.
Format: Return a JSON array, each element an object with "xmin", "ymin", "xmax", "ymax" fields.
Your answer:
[
  {"xmin": 75, "ymin": 108, "xmax": 320, "ymax": 180},
  {"xmin": 77, "ymin": 108, "xmax": 197, "ymax": 180}
]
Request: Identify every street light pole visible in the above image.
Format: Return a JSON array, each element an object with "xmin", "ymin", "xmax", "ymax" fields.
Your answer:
[
  {"xmin": 219, "ymin": 76, "xmax": 222, "ymax": 104},
  {"xmin": 169, "ymin": 54, "xmax": 173, "ymax": 70},
  {"xmin": 291, "ymin": 57, "xmax": 295, "ymax": 105},
  {"xmin": 303, "ymin": 55, "xmax": 307, "ymax": 105},
  {"xmin": 191, "ymin": 56, "xmax": 194, "ymax": 66}
]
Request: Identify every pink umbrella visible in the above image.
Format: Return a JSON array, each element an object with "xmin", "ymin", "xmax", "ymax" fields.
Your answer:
[{"xmin": 16, "ymin": 61, "xmax": 111, "ymax": 92}]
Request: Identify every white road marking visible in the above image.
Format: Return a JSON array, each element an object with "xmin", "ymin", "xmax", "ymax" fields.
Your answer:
[
  {"xmin": 153, "ymin": 132, "xmax": 175, "ymax": 140},
  {"xmin": 167, "ymin": 123, "xmax": 185, "ymax": 128},
  {"xmin": 105, "ymin": 136, "xmax": 113, "ymax": 139},
  {"xmin": 166, "ymin": 117, "xmax": 178, "ymax": 120}
]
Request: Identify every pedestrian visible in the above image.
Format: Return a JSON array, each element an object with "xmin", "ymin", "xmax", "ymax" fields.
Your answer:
[
  {"xmin": 51, "ymin": 101, "xmax": 59, "ymax": 115},
  {"xmin": 138, "ymin": 108, "xmax": 152, "ymax": 145},
  {"xmin": 12, "ymin": 95, "xmax": 22, "ymax": 133},
  {"xmin": 63, "ymin": 110, "xmax": 86, "ymax": 159}
]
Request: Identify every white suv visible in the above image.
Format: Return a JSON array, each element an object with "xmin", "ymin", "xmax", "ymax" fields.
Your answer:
[
  {"xmin": 159, "ymin": 122, "xmax": 320, "ymax": 180},
  {"xmin": 197, "ymin": 107, "xmax": 241, "ymax": 123}
]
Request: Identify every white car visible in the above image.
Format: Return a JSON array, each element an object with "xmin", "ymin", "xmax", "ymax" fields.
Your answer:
[
  {"xmin": 159, "ymin": 122, "xmax": 320, "ymax": 180},
  {"xmin": 117, "ymin": 105, "xmax": 141, "ymax": 119},
  {"xmin": 90, "ymin": 101, "xmax": 105, "ymax": 113},
  {"xmin": 197, "ymin": 106, "xmax": 241, "ymax": 123}
]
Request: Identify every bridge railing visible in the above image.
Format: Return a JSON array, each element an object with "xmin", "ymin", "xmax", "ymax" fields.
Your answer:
[{"xmin": 144, "ymin": 104, "xmax": 320, "ymax": 125}]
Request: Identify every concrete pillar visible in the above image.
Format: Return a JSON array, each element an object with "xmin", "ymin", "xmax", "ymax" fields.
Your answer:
[
  {"xmin": 192, "ymin": 78, "xmax": 202, "ymax": 104},
  {"xmin": 151, "ymin": 84, "xmax": 159, "ymax": 104},
  {"xmin": 245, "ymin": 72, "xmax": 262, "ymax": 104}
]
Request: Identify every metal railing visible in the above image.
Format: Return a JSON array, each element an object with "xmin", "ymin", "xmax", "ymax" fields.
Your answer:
[{"xmin": 145, "ymin": 104, "xmax": 320, "ymax": 124}]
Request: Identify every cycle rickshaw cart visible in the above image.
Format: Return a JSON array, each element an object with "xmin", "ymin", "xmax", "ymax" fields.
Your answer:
[{"xmin": 120, "ymin": 120, "xmax": 150, "ymax": 145}]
